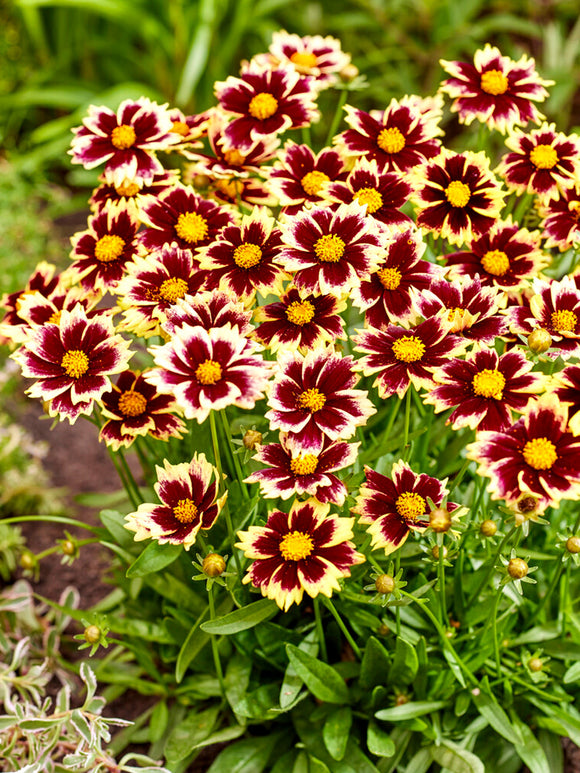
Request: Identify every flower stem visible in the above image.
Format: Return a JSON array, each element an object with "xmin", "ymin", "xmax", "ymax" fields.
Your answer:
[
  {"xmin": 325, "ymin": 88, "xmax": 348, "ymax": 147},
  {"xmin": 467, "ymin": 523, "xmax": 517, "ymax": 605},
  {"xmin": 314, "ymin": 598, "xmax": 328, "ymax": 662},
  {"xmin": 402, "ymin": 388, "xmax": 412, "ymax": 462},
  {"xmin": 210, "ymin": 411, "xmax": 242, "ymax": 575},
  {"xmin": 208, "ymin": 584, "xmax": 226, "ymax": 697},
  {"xmin": 322, "ymin": 597, "xmax": 362, "ymax": 659},
  {"xmin": 535, "ymin": 559, "xmax": 564, "ymax": 621},
  {"xmin": 437, "ymin": 538, "xmax": 448, "ymax": 627},
  {"xmin": 221, "ymin": 410, "xmax": 249, "ymax": 500},
  {"xmin": 447, "ymin": 456, "xmax": 471, "ymax": 496}
]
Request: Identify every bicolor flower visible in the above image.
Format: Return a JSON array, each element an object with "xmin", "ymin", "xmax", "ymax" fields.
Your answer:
[
  {"xmin": 124, "ymin": 453, "xmax": 226, "ymax": 550},
  {"xmin": 266, "ymin": 30, "xmax": 351, "ymax": 89},
  {"xmin": 538, "ymin": 185, "xmax": 580, "ymax": 251},
  {"xmin": 236, "ymin": 498, "xmax": 364, "ymax": 611},
  {"xmin": 89, "ymin": 170, "xmax": 178, "ymax": 216},
  {"xmin": 439, "ymin": 45, "xmax": 552, "ymax": 134},
  {"xmin": 552, "ymin": 364, "xmax": 580, "ymax": 435},
  {"xmin": 1, "ymin": 262, "xmax": 60, "ymax": 335},
  {"xmin": 161, "ymin": 290, "xmax": 254, "ymax": 339},
  {"xmin": 467, "ymin": 394, "xmax": 580, "ymax": 511}
]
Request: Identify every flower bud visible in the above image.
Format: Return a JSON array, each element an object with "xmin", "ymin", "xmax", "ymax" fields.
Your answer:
[
  {"xmin": 243, "ymin": 429, "xmax": 263, "ymax": 450},
  {"xmin": 61, "ymin": 539, "xmax": 77, "ymax": 556},
  {"xmin": 394, "ymin": 693, "xmax": 409, "ymax": 706},
  {"xmin": 508, "ymin": 557, "xmax": 528, "ymax": 579},
  {"xmin": 566, "ymin": 536, "xmax": 580, "ymax": 554},
  {"xmin": 432, "ymin": 545, "xmax": 448, "ymax": 560},
  {"xmin": 202, "ymin": 553, "xmax": 226, "ymax": 577},
  {"xmin": 429, "ymin": 507, "xmax": 452, "ymax": 533},
  {"xmin": 480, "ymin": 519, "xmax": 497, "ymax": 537},
  {"xmin": 375, "ymin": 574, "xmax": 395, "ymax": 594},
  {"xmin": 340, "ymin": 64, "xmax": 359, "ymax": 82},
  {"xmin": 20, "ymin": 552, "xmax": 37, "ymax": 570},
  {"xmin": 528, "ymin": 658, "xmax": 543, "ymax": 672},
  {"xmin": 84, "ymin": 625, "xmax": 102, "ymax": 644},
  {"xmin": 527, "ymin": 328, "xmax": 551, "ymax": 354}
]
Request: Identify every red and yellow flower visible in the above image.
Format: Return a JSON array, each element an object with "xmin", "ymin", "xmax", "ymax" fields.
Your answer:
[
  {"xmin": 552, "ymin": 364, "xmax": 580, "ymax": 435},
  {"xmin": 266, "ymin": 30, "xmax": 351, "ymax": 90},
  {"xmin": 538, "ymin": 185, "xmax": 580, "ymax": 251},
  {"xmin": 161, "ymin": 290, "xmax": 253, "ymax": 339}
]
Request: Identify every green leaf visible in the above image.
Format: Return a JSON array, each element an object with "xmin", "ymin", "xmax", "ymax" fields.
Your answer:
[
  {"xmin": 175, "ymin": 609, "xmax": 210, "ymax": 684},
  {"xmin": 148, "ymin": 700, "xmax": 168, "ymax": 744},
  {"xmin": 512, "ymin": 716, "xmax": 551, "ymax": 773},
  {"xmin": 99, "ymin": 508, "xmax": 135, "ymax": 550},
  {"xmin": 360, "ymin": 636, "xmax": 391, "ymax": 691},
  {"xmin": 279, "ymin": 631, "xmax": 318, "ymax": 709},
  {"xmin": 286, "ymin": 644, "xmax": 349, "ymax": 704},
  {"xmin": 323, "ymin": 706, "xmax": 352, "ymax": 761},
  {"xmin": 387, "ymin": 636, "xmax": 418, "ymax": 686},
  {"xmin": 405, "ymin": 747, "xmax": 432, "ymax": 773},
  {"xmin": 190, "ymin": 724, "xmax": 246, "ymax": 751},
  {"xmin": 207, "ymin": 734, "xmax": 279, "ymax": 773},
  {"xmin": 200, "ymin": 599, "xmax": 278, "ymax": 634},
  {"xmin": 367, "ymin": 721, "xmax": 395, "ymax": 757},
  {"xmin": 225, "ymin": 652, "xmax": 253, "ymax": 712},
  {"xmin": 563, "ymin": 662, "xmax": 580, "ymax": 684},
  {"xmin": 431, "ymin": 741, "xmax": 485, "ymax": 773},
  {"xmin": 538, "ymin": 729, "xmax": 564, "ymax": 773},
  {"xmin": 375, "ymin": 700, "xmax": 448, "ymax": 721},
  {"xmin": 471, "ymin": 684, "xmax": 523, "ymax": 746},
  {"xmin": 126, "ymin": 541, "xmax": 182, "ymax": 578},
  {"xmin": 308, "ymin": 755, "xmax": 332, "ymax": 773},
  {"xmin": 165, "ymin": 705, "xmax": 220, "ymax": 764},
  {"xmin": 233, "ymin": 684, "xmax": 279, "ymax": 720}
]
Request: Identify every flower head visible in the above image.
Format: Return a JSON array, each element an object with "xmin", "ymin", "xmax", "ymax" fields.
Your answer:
[
  {"xmin": 538, "ymin": 185, "xmax": 580, "ymax": 251},
  {"xmin": 552, "ymin": 364, "xmax": 580, "ymax": 435},
  {"xmin": 266, "ymin": 30, "xmax": 351, "ymax": 89}
]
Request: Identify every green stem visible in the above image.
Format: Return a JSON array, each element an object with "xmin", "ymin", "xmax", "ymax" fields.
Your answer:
[
  {"xmin": 447, "ymin": 456, "xmax": 472, "ymax": 496},
  {"xmin": 322, "ymin": 597, "xmax": 362, "ymax": 659},
  {"xmin": 208, "ymin": 585, "xmax": 226, "ymax": 697},
  {"xmin": 325, "ymin": 88, "xmax": 348, "ymax": 146},
  {"xmin": 117, "ymin": 447, "xmax": 143, "ymax": 504},
  {"xmin": 535, "ymin": 560, "xmax": 564, "ymax": 621},
  {"xmin": 105, "ymin": 447, "xmax": 139, "ymax": 509},
  {"xmin": 491, "ymin": 588, "xmax": 503, "ymax": 675},
  {"xmin": 221, "ymin": 411, "xmax": 249, "ymax": 500},
  {"xmin": 1, "ymin": 515, "xmax": 100, "ymax": 532},
  {"xmin": 402, "ymin": 388, "xmax": 412, "ymax": 462},
  {"xmin": 438, "ymin": 538, "xmax": 448, "ymax": 627},
  {"xmin": 467, "ymin": 524, "xmax": 517, "ymax": 605},
  {"xmin": 210, "ymin": 411, "xmax": 242, "ymax": 575},
  {"xmin": 381, "ymin": 396, "xmax": 401, "ymax": 448},
  {"xmin": 395, "ymin": 551, "xmax": 401, "ymax": 636},
  {"xmin": 314, "ymin": 598, "xmax": 328, "ymax": 662}
]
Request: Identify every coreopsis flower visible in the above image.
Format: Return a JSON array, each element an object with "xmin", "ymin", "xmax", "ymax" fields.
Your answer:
[
  {"xmin": 1, "ymin": 261, "xmax": 60, "ymax": 341},
  {"xmin": 443, "ymin": 216, "xmax": 548, "ymax": 292},
  {"xmin": 139, "ymin": 184, "xmax": 234, "ymax": 255},
  {"xmin": 335, "ymin": 95, "xmax": 443, "ymax": 173},
  {"xmin": 253, "ymin": 287, "xmax": 346, "ymax": 353},
  {"xmin": 70, "ymin": 98, "xmax": 179, "ymax": 185},
  {"xmin": 265, "ymin": 347, "xmax": 375, "ymax": 452},
  {"xmin": 353, "ymin": 461, "xmax": 456, "ymax": 555},
  {"xmin": 266, "ymin": 30, "xmax": 351, "ymax": 90},
  {"xmin": 538, "ymin": 185, "xmax": 580, "ymax": 251},
  {"xmin": 161, "ymin": 290, "xmax": 254, "ymax": 338},
  {"xmin": 353, "ymin": 315, "xmax": 467, "ymax": 399},
  {"xmin": 467, "ymin": 394, "xmax": 580, "ymax": 511},
  {"xmin": 146, "ymin": 324, "xmax": 270, "ymax": 423},
  {"xmin": 89, "ymin": 170, "xmax": 179, "ymax": 215},
  {"xmin": 236, "ymin": 498, "xmax": 364, "ymax": 612},
  {"xmin": 497, "ymin": 123, "xmax": 580, "ymax": 201},
  {"xmin": 245, "ymin": 434, "xmax": 357, "ymax": 505},
  {"xmin": 327, "ymin": 157, "xmax": 412, "ymax": 228},
  {"xmin": 552, "ymin": 364, "xmax": 580, "ymax": 434},
  {"xmin": 352, "ymin": 226, "xmax": 443, "ymax": 328},
  {"xmin": 215, "ymin": 61, "xmax": 319, "ymax": 151},
  {"xmin": 268, "ymin": 141, "xmax": 347, "ymax": 214},
  {"xmin": 12, "ymin": 305, "xmax": 132, "ymax": 423},
  {"xmin": 198, "ymin": 210, "xmax": 287, "ymax": 301},
  {"xmin": 413, "ymin": 276, "xmax": 508, "ymax": 344},
  {"xmin": 276, "ymin": 202, "xmax": 384, "ymax": 296},
  {"xmin": 411, "ymin": 149, "xmax": 506, "ymax": 246},
  {"xmin": 439, "ymin": 45, "xmax": 552, "ymax": 134},
  {"xmin": 116, "ymin": 246, "xmax": 210, "ymax": 338},
  {"xmin": 69, "ymin": 205, "xmax": 140, "ymax": 293},
  {"xmin": 424, "ymin": 347, "xmax": 545, "ymax": 432},
  {"xmin": 124, "ymin": 453, "xmax": 226, "ymax": 550},
  {"xmin": 99, "ymin": 370, "xmax": 185, "ymax": 450},
  {"xmin": 167, "ymin": 108, "xmax": 210, "ymax": 153}
]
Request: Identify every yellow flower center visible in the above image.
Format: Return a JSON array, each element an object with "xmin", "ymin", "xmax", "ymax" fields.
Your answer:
[
  {"xmin": 94, "ymin": 234, "xmax": 125, "ymax": 263},
  {"xmin": 290, "ymin": 51, "xmax": 318, "ymax": 69},
  {"xmin": 118, "ymin": 390, "xmax": 148, "ymax": 416},
  {"xmin": 214, "ymin": 178, "xmax": 244, "ymax": 199},
  {"xmin": 377, "ymin": 266, "xmax": 402, "ymax": 290},
  {"xmin": 61, "ymin": 350, "xmax": 89, "ymax": 379},
  {"xmin": 279, "ymin": 530, "xmax": 314, "ymax": 561},
  {"xmin": 159, "ymin": 277, "xmax": 189, "ymax": 303},
  {"xmin": 301, "ymin": 170, "xmax": 330, "ymax": 196},
  {"xmin": 551, "ymin": 309, "xmax": 577, "ymax": 332},
  {"xmin": 248, "ymin": 92, "xmax": 279, "ymax": 120},
  {"xmin": 522, "ymin": 437, "xmax": 558, "ymax": 470},
  {"xmin": 171, "ymin": 120, "xmax": 190, "ymax": 137},
  {"xmin": 377, "ymin": 127, "xmax": 406, "ymax": 154},
  {"xmin": 173, "ymin": 498, "xmax": 198, "ymax": 524},
  {"xmin": 286, "ymin": 299, "xmax": 316, "ymax": 326},
  {"xmin": 232, "ymin": 243, "xmax": 263, "ymax": 269},
  {"xmin": 480, "ymin": 69, "xmax": 509, "ymax": 95},
  {"xmin": 48, "ymin": 310, "xmax": 62, "ymax": 325},
  {"xmin": 445, "ymin": 180, "xmax": 471, "ymax": 208},
  {"xmin": 392, "ymin": 335, "xmax": 425, "ymax": 362},
  {"xmin": 115, "ymin": 181, "xmax": 140, "ymax": 197},
  {"xmin": 298, "ymin": 387, "xmax": 326, "ymax": 412},
  {"xmin": 529, "ymin": 144, "xmax": 558, "ymax": 169},
  {"xmin": 481, "ymin": 249, "xmax": 510, "ymax": 276},
  {"xmin": 290, "ymin": 454, "xmax": 319, "ymax": 476},
  {"xmin": 315, "ymin": 233, "xmax": 345, "ymax": 263},
  {"xmin": 472, "ymin": 368, "xmax": 506, "ymax": 399},
  {"xmin": 111, "ymin": 124, "xmax": 137, "ymax": 149},
  {"xmin": 223, "ymin": 148, "xmax": 246, "ymax": 166},
  {"xmin": 395, "ymin": 491, "xmax": 426, "ymax": 521},
  {"xmin": 354, "ymin": 187, "xmax": 383, "ymax": 213},
  {"xmin": 175, "ymin": 211, "xmax": 209, "ymax": 244},
  {"xmin": 195, "ymin": 359, "xmax": 222, "ymax": 385}
]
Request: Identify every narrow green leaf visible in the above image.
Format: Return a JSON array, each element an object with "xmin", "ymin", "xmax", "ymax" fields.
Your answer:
[
  {"xmin": 191, "ymin": 724, "xmax": 246, "ymax": 750},
  {"xmin": 367, "ymin": 721, "xmax": 396, "ymax": 757},
  {"xmin": 207, "ymin": 734, "xmax": 279, "ymax": 773},
  {"xmin": 126, "ymin": 541, "xmax": 182, "ymax": 578},
  {"xmin": 512, "ymin": 716, "xmax": 551, "ymax": 773},
  {"xmin": 375, "ymin": 700, "xmax": 448, "ymax": 721},
  {"xmin": 323, "ymin": 706, "xmax": 352, "ymax": 761},
  {"xmin": 471, "ymin": 686, "xmax": 523, "ymax": 746},
  {"xmin": 279, "ymin": 631, "xmax": 318, "ymax": 709},
  {"xmin": 308, "ymin": 755, "xmax": 332, "ymax": 773},
  {"xmin": 431, "ymin": 741, "xmax": 485, "ymax": 773},
  {"xmin": 563, "ymin": 662, "xmax": 580, "ymax": 684},
  {"xmin": 175, "ymin": 609, "xmax": 210, "ymax": 684},
  {"xmin": 225, "ymin": 652, "xmax": 253, "ymax": 712},
  {"xmin": 388, "ymin": 636, "xmax": 418, "ymax": 686},
  {"xmin": 538, "ymin": 729, "xmax": 564, "ymax": 773},
  {"xmin": 405, "ymin": 747, "xmax": 432, "ymax": 773},
  {"xmin": 286, "ymin": 644, "xmax": 349, "ymax": 705},
  {"xmin": 360, "ymin": 636, "xmax": 391, "ymax": 691},
  {"xmin": 165, "ymin": 706, "xmax": 220, "ymax": 764},
  {"xmin": 148, "ymin": 700, "xmax": 169, "ymax": 744},
  {"xmin": 200, "ymin": 598, "xmax": 277, "ymax": 634}
]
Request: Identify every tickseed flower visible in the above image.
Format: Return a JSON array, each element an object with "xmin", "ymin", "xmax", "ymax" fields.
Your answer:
[
  {"xmin": 538, "ymin": 185, "xmax": 580, "ymax": 251},
  {"xmin": 124, "ymin": 454, "xmax": 226, "ymax": 550},
  {"xmin": 335, "ymin": 95, "xmax": 443, "ymax": 173},
  {"xmin": 69, "ymin": 205, "xmax": 140, "ymax": 293},
  {"xmin": 411, "ymin": 148, "xmax": 506, "ymax": 246},
  {"xmin": 215, "ymin": 61, "xmax": 319, "ymax": 151},
  {"xmin": 265, "ymin": 30, "xmax": 351, "ymax": 90},
  {"xmin": 161, "ymin": 290, "xmax": 254, "ymax": 338},
  {"xmin": 467, "ymin": 393, "xmax": 580, "ymax": 511},
  {"xmin": 276, "ymin": 202, "xmax": 384, "ymax": 296},
  {"xmin": 352, "ymin": 226, "xmax": 443, "ymax": 328},
  {"xmin": 99, "ymin": 370, "xmax": 185, "ymax": 451},
  {"xmin": 167, "ymin": 107, "xmax": 210, "ymax": 153},
  {"xmin": 413, "ymin": 276, "xmax": 508, "ymax": 343},
  {"xmin": 116, "ymin": 246, "xmax": 210, "ymax": 338},
  {"xmin": 12, "ymin": 304, "xmax": 133, "ymax": 423},
  {"xmin": 198, "ymin": 209, "xmax": 287, "ymax": 301},
  {"xmin": 0, "ymin": 261, "xmax": 60, "ymax": 338},
  {"xmin": 139, "ymin": 183, "xmax": 234, "ymax": 255},
  {"xmin": 424, "ymin": 347, "xmax": 545, "ymax": 432},
  {"xmin": 245, "ymin": 433, "xmax": 358, "ymax": 505},
  {"xmin": 444, "ymin": 216, "xmax": 548, "ymax": 292},
  {"xmin": 327, "ymin": 156, "xmax": 413, "ymax": 228},
  {"xmin": 90, "ymin": 169, "xmax": 179, "ymax": 216},
  {"xmin": 236, "ymin": 498, "xmax": 364, "ymax": 612},
  {"xmin": 551, "ymin": 364, "xmax": 580, "ymax": 435},
  {"xmin": 70, "ymin": 97, "xmax": 180, "ymax": 185},
  {"xmin": 253, "ymin": 286, "xmax": 346, "ymax": 353},
  {"xmin": 497, "ymin": 123, "xmax": 580, "ymax": 202},
  {"xmin": 439, "ymin": 45, "xmax": 552, "ymax": 134},
  {"xmin": 268, "ymin": 140, "xmax": 348, "ymax": 214},
  {"xmin": 265, "ymin": 347, "xmax": 375, "ymax": 452},
  {"xmin": 353, "ymin": 461, "xmax": 457, "ymax": 555},
  {"xmin": 354, "ymin": 315, "xmax": 467, "ymax": 399},
  {"xmin": 146, "ymin": 324, "xmax": 270, "ymax": 423}
]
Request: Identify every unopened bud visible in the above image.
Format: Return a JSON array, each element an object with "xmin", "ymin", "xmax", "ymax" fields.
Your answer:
[
  {"xmin": 340, "ymin": 64, "xmax": 359, "ymax": 82},
  {"xmin": 432, "ymin": 545, "xmax": 448, "ymax": 560},
  {"xmin": 20, "ymin": 552, "xmax": 37, "ymax": 570},
  {"xmin": 566, "ymin": 536, "xmax": 580, "ymax": 554},
  {"xmin": 527, "ymin": 328, "xmax": 551, "ymax": 354},
  {"xmin": 243, "ymin": 429, "xmax": 263, "ymax": 450},
  {"xmin": 394, "ymin": 693, "xmax": 409, "ymax": 706},
  {"xmin": 84, "ymin": 625, "xmax": 101, "ymax": 644},
  {"xmin": 375, "ymin": 574, "xmax": 395, "ymax": 594},
  {"xmin": 202, "ymin": 553, "xmax": 226, "ymax": 577},
  {"xmin": 61, "ymin": 540, "xmax": 76, "ymax": 556},
  {"xmin": 480, "ymin": 519, "xmax": 497, "ymax": 537},
  {"xmin": 429, "ymin": 507, "xmax": 452, "ymax": 533},
  {"xmin": 528, "ymin": 658, "xmax": 543, "ymax": 672},
  {"xmin": 508, "ymin": 557, "xmax": 529, "ymax": 579}
]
